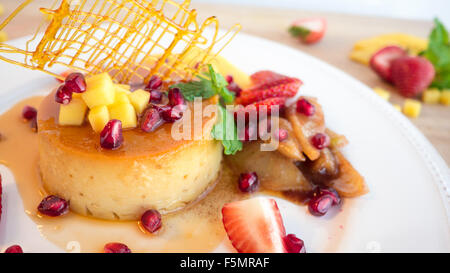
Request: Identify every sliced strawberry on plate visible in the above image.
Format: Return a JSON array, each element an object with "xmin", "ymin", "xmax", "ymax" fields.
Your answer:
[
  {"xmin": 369, "ymin": 46, "xmax": 407, "ymax": 82},
  {"xmin": 222, "ymin": 197, "xmax": 287, "ymax": 253},
  {"xmin": 250, "ymin": 70, "xmax": 289, "ymax": 85},
  {"xmin": 289, "ymin": 18, "xmax": 327, "ymax": 44},
  {"xmin": 236, "ymin": 97, "xmax": 287, "ymax": 120},
  {"xmin": 391, "ymin": 56, "xmax": 435, "ymax": 97},
  {"xmin": 237, "ymin": 77, "xmax": 302, "ymax": 106}
]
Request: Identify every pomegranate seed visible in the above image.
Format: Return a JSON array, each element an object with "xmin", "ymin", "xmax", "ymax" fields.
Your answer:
[
  {"xmin": 308, "ymin": 194, "xmax": 334, "ymax": 216},
  {"xmin": 238, "ymin": 172, "xmax": 259, "ymax": 193},
  {"xmin": 22, "ymin": 105, "xmax": 37, "ymax": 120},
  {"xmin": 55, "ymin": 85, "xmax": 72, "ymax": 105},
  {"xmin": 38, "ymin": 195, "xmax": 69, "ymax": 217},
  {"xmin": 226, "ymin": 75, "xmax": 234, "ymax": 84},
  {"xmin": 146, "ymin": 75, "xmax": 162, "ymax": 90},
  {"xmin": 313, "ymin": 187, "xmax": 341, "ymax": 206},
  {"xmin": 140, "ymin": 209, "xmax": 162, "ymax": 233},
  {"xmin": 168, "ymin": 88, "xmax": 185, "ymax": 106},
  {"xmin": 155, "ymin": 105, "xmax": 183, "ymax": 123},
  {"xmin": 239, "ymin": 123, "xmax": 258, "ymax": 142},
  {"xmin": 284, "ymin": 234, "xmax": 306, "ymax": 253},
  {"xmin": 296, "ymin": 98, "xmax": 315, "ymax": 116},
  {"xmin": 140, "ymin": 107, "xmax": 164, "ymax": 132},
  {"xmin": 276, "ymin": 128, "xmax": 288, "ymax": 142},
  {"xmin": 311, "ymin": 133, "xmax": 330, "ymax": 149},
  {"xmin": 227, "ymin": 82, "xmax": 242, "ymax": 97},
  {"xmin": 104, "ymin": 243, "xmax": 131, "ymax": 253},
  {"xmin": 150, "ymin": 90, "xmax": 163, "ymax": 103},
  {"xmin": 4, "ymin": 245, "xmax": 23, "ymax": 253},
  {"xmin": 100, "ymin": 120, "xmax": 124, "ymax": 150},
  {"xmin": 30, "ymin": 117, "xmax": 38, "ymax": 132},
  {"xmin": 64, "ymin": 72, "xmax": 86, "ymax": 93}
]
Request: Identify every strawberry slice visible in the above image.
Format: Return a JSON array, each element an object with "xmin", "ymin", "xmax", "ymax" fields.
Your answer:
[
  {"xmin": 222, "ymin": 197, "xmax": 287, "ymax": 253},
  {"xmin": 250, "ymin": 71, "xmax": 288, "ymax": 85},
  {"xmin": 237, "ymin": 77, "xmax": 302, "ymax": 106},
  {"xmin": 369, "ymin": 46, "xmax": 407, "ymax": 82},
  {"xmin": 289, "ymin": 18, "xmax": 327, "ymax": 44},
  {"xmin": 391, "ymin": 56, "xmax": 435, "ymax": 97},
  {"xmin": 235, "ymin": 97, "xmax": 287, "ymax": 119}
]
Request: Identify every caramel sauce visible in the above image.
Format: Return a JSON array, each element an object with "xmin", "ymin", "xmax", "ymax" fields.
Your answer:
[{"xmin": 0, "ymin": 96, "xmax": 243, "ymax": 252}]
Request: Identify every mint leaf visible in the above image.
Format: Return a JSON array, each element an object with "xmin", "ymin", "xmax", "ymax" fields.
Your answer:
[
  {"xmin": 421, "ymin": 18, "xmax": 450, "ymax": 89},
  {"xmin": 211, "ymin": 105, "xmax": 242, "ymax": 155},
  {"xmin": 288, "ymin": 26, "xmax": 310, "ymax": 39},
  {"xmin": 170, "ymin": 65, "xmax": 235, "ymax": 102}
]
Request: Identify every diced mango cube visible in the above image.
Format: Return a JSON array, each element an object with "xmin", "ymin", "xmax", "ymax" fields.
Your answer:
[
  {"xmin": 422, "ymin": 88, "xmax": 441, "ymax": 104},
  {"xmin": 393, "ymin": 104, "xmax": 401, "ymax": 111},
  {"xmin": 113, "ymin": 92, "xmax": 131, "ymax": 105},
  {"xmin": 373, "ymin": 87, "xmax": 390, "ymax": 101},
  {"xmin": 59, "ymin": 98, "xmax": 87, "ymax": 126},
  {"xmin": 440, "ymin": 90, "xmax": 450, "ymax": 106},
  {"xmin": 115, "ymin": 84, "xmax": 131, "ymax": 94},
  {"xmin": 109, "ymin": 103, "xmax": 137, "ymax": 129},
  {"xmin": 403, "ymin": 99, "xmax": 422, "ymax": 118},
  {"xmin": 88, "ymin": 105, "xmax": 110, "ymax": 133},
  {"xmin": 82, "ymin": 73, "xmax": 115, "ymax": 108},
  {"xmin": 128, "ymin": 89, "xmax": 150, "ymax": 114}
]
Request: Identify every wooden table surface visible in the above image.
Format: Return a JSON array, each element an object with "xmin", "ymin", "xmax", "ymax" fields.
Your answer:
[{"xmin": 1, "ymin": 1, "xmax": 449, "ymax": 165}]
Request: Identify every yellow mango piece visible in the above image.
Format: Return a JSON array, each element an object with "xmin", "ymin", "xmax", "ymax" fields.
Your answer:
[
  {"xmin": 403, "ymin": 99, "xmax": 422, "ymax": 118},
  {"xmin": 373, "ymin": 87, "xmax": 390, "ymax": 101},
  {"xmin": 113, "ymin": 92, "xmax": 131, "ymax": 105},
  {"xmin": 128, "ymin": 89, "xmax": 150, "ymax": 114},
  {"xmin": 115, "ymin": 84, "xmax": 131, "ymax": 94},
  {"xmin": 88, "ymin": 105, "xmax": 110, "ymax": 133},
  {"xmin": 440, "ymin": 90, "xmax": 450, "ymax": 106},
  {"xmin": 82, "ymin": 73, "xmax": 115, "ymax": 108},
  {"xmin": 59, "ymin": 98, "xmax": 88, "ymax": 126},
  {"xmin": 109, "ymin": 103, "xmax": 137, "ymax": 129},
  {"xmin": 422, "ymin": 88, "xmax": 441, "ymax": 104},
  {"xmin": 393, "ymin": 104, "xmax": 401, "ymax": 111}
]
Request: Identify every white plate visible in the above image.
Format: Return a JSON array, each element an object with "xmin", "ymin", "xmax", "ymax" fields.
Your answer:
[{"xmin": 0, "ymin": 31, "xmax": 449, "ymax": 253}]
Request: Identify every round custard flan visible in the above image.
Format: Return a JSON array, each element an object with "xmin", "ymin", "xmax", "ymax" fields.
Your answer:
[{"xmin": 37, "ymin": 92, "xmax": 222, "ymax": 220}]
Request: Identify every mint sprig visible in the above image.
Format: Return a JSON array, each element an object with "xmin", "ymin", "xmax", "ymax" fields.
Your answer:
[{"xmin": 211, "ymin": 105, "xmax": 242, "ymax": 155}]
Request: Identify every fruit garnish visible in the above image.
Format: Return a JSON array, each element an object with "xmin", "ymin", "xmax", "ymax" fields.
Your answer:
[
  {"xmin": 308, "ymin": 194, "xmax": 333, "ymax": 216},
  {"xmin": 276, "ymin": 128, "xmax": 288, "ymax": 142},
  {"xmin": 56, "ymin": 69, "xmax": 77, "ymax": 82},
  {"xmin": 226, "ymin": 75, "xmax": 242, "ymax": 96},
  {"xmin": 109, "ymin": 103, "xmax": 137, "ymax": 129},
  {"xmin": 140, "ymin": 209, "xmax": 162, "ymax": 233},
  {"xmin": 440, "ymin": 90, "xmax": 450, "ymax": 105},
  {"xmin": 296, "ymin": 98, "xmax": 315, "ymax": 116},
  {"xmin": 37, "ymin": 195, "xmax": 69, "ymax": 217},
  {"xmin": 284, "ymin": 234, "xmax": 306, "ymax": 253},
  {"xmin": 238, "ymin": 172, "xmax": 259, "ymax": 193},
  {"xmin": 30, "ymin": 117, "xmax": 38, "ymax": 133},
  {"xmin": 64, "ymin": 73, "xmax": 87, "ymax": 93},
  {"xmin": 211, "ymin": 105, "xmax": 242, "ymax": 155},
  {"xmin": 373, "ymin": 87, "xmax": 391, "ymax": 101},
  {"xmin": 88, "ymin": 105, "xmax": 110, "ymax": 133},
  {"xmin": 55, "ymin": 85, "xmax": 73, "ymax": 105},
  {"xmin": 82, "ymin": 73, "xmax": 116, "ymax": 109},
  {"xmin": 58, "ymin": 97, "xmax": 88, "ymax": 126},
  {"xmin": 238, "ymin": 122, "xmax": 258, "ymax": 142},
  {"xmin": 250, "ymin": 71, "xmax": 287, "ymax": 85},
  {"xmin": 369, "ymin": 46, "xmax": 407, "ymax": 83},
  {"xmin": 154, "ymin": 104, "xmax": 184, "ymax": 123},
  {"xmin": 104, "ymin": 243, "xmax": 131, "ymax": 253},
  {"xmin": 145, "ymin": 75, "xmax": 163, "ymax": 91},
  {"xmin": 236, "ymin": 77, "xmax": 301, "ymax": 106},
  {"xmin": 21, "ymin": 105, "xmax": 37, "ymax": 120},
  {"xmin": 129, "ymin": 89, "xmax": 150, "ymax": 115},
  {"xmin": 100, "ymin": 119, "xmax": 124, "ymax": 150},
  {"xmin": 402, "ymin": 99, "xmax": 422, "ymax": 118},
  {"xmin": 391, "ymin": 56, "xmax": 435, "ymax": 97},
  {"xmin": 149, "ymin": 90, "xmax": 163, "ymax": 104},
  {"xmin": 140, "ymin": 107, "xmax": 164, "ymax": 133},
  {"xmin": 4, "ymin": 245, "xmax": 23, "ymax": 253},
  {"xmin": 422, "ymin": 88, "xmax": 441, "ymax": 104},
  {"xmin": 222, "ymin": 197, "xmax": 287, "ymax": 253},
  {"xmin": 288, "ymin": 18, "xmax": 327, "ymax": 44},
  {"xmin": 168, "ymin": 88, "xmax": 186, "ymax": 106},
  {"xmin": 311, "ymin": 133, "xmax": 330, "ymax": 150},
  {"xmin": 274, "ymin": 117, "xmax": 305, "ymax": 161},
  {"xmin": 420, "ymin": 18, "xmax": 450, "ymax": 90}
]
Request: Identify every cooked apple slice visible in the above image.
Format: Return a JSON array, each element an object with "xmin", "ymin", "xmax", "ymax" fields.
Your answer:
[
  {"xmin": 326, "ymin": 128, "xmax": 349, "ymax": 149},
  {"xmin": 270, "ymin": 117, "xmax": 305, "ymax": 161},
  {"xmin": 226, "ymin": 141, "xmax": 312, "ymax": 192},
  {"xmin": 286, "ymin": 97, "xmax": 325, "ymax": 161}
]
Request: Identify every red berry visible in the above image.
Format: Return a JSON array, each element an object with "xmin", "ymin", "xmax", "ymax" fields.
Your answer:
[
  {"xmin": 238, "ymin": 123, "xmax": 258, "ymax": 142},
  {"xmin": 228, "ymin": 82, "xmax": 242, "ymax": 97},
  {"xmin": 226, "ymin": 75, "xmax": 234, "ymax": 84},
  {"xmin": 140, "ymin": 209, "xmax": 162, "ymax": 233},
  {"xmin": 22, "ymin": 105, "xmax": 37, "ymax": 120},
  {"xmin": 140, "ymin": 107, "xmax": 164, "ymax": 133},
  {"xmin": 314, "ymin": 187, "xmax": 341, "ymax": 206},
  {"xmin": 100, "ymin": 119, "xmax": 124, "ymax": 150},
  {"xmin": 104, "ymin": 243, "xmax": 131, "ymax": 253},
  {"xmin": 311, "ymin": 133, "xmax": 330, "ymax": 149},
  {"xmin": 38, "ymin": 195, "xmax": 69, "ymax": 217},
  {"xmin": 238, "ymin": 172, "xmax": 259, "ymax": 193},
  {"xmin": 284, "ymin": 234, "xmax": 306, "ymax": 253},
  {"xmin": 308, "ymin": 194, "xmax": 333, "ymax": 216},
  {"xmin": 237, "ymin": 77, "xmax": 301, "ymax": 106},
  {"xmin": 146, "ymin": 75, "xmax": 162, "ymax": 90},
  {"xmin": 4, "ymin": 245, "xmax": 23, "ymax": 253},
  {"xmin": 369, "ymin": 46, "xmax": 407, "ymax": 82},
  {"xmin": 168, "ymin": 88, "xmax": 185, "ymax": 106},
  {"xmin": 150, "ymin": 90, "xmax": 163, "ymax": 103},
  {"xmin": 154, "ymin": 105, "xmax": 184, "ymax": 123},
  {"xmin": 289, "ymin": 18, "xmax": 327, "ymax": 44},
  {"xmin": 64, "ymin": 72, "xmax": 86, "ymax": 93},
  {"xmin": 296, "ymin": 98, "xmax": 315, "ymax": 116},
  {"xmin": 391, "ymin": 56, "xmax": 435, "ymax": 97},
  {"xmin": 55, "ymin": 85, "xmax": 72, "ymax": 105},
  {"xmin": 276, "ymin": 128, "xmax": 288, "ymax": 142}
]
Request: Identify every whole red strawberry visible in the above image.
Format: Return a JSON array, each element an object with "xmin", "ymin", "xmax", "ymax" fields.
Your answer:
[
  {"xmin": 369, "ymin": 46, "xmax": 407, "ymax": 82},
  {"xmin": 391, "ymin": 56, "xmax": 435, "ymax": 97}
]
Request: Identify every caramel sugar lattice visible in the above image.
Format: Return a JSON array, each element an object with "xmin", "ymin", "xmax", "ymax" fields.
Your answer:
[{"xmin": 0, "ymin": 0, "xmax": 240, "ymax": 84}]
